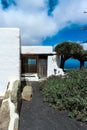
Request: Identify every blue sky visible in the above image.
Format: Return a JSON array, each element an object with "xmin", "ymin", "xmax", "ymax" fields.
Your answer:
[
  {"xmin": 43, "ymin": 24, "xmax": 87, "ymax": 46},
  {"xmin": 0, "ymin": 0, "xmax": 87, "ymax": 48},
  {"xmin": 0, "ymin": 0, "xmax": 87, "ymax": 68}
]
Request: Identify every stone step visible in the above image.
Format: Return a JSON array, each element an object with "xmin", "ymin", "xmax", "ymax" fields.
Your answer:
[{"xmin": 21, "ymin": 73, "xmax": 39, "ymax": 81}]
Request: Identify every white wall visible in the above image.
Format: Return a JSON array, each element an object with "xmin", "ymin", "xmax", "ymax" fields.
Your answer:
[
  {"xmin": 22, "ymin": 46, "xmax": 53, "ymax": 54},
  {"xmin": 22, "ymin": 45, "xmax": 64, "ymax": 77},
  {"xmin": 0, "ymin": 28, "xmax": 20, "ymax": 96},
  {"xmin": 47, "ymin": 56, "xmax": 54, "ymax": 77},
  {"xmin": 47, "ymin": 55, "xmax": 64, "ymax": 77}
]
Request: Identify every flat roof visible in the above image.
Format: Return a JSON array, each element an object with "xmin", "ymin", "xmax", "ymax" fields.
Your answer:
[{"xmin": 21, "ymin": 46, "xmax": 55, "ymax": 54}]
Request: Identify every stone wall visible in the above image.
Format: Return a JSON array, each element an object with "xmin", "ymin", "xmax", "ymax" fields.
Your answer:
[
  {"xmin": 0, "ymin": 79, "xmax": 33, "ymax": 130},
  {"xmin": 0, "ymin": 96, "xmax": 3, "ymax": 107},
  {"xmin": 0, "ymin": 80, "xmax": 21, "ymax": 130}
]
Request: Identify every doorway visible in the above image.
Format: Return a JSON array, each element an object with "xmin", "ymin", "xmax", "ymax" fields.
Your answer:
[{"xmin": 39, "ymin": 56, "xmax": 47, "ymax": 78}]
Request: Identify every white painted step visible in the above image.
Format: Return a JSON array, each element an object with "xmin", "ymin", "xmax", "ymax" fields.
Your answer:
[{"xmin": 21, "ymin": 73, "xmax": 39, "ymax": 81}]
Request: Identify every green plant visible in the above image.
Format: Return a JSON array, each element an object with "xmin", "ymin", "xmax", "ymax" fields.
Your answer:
[{"xmin": 41, "ymin": 69, "xmax": 87, "ymax": 122}]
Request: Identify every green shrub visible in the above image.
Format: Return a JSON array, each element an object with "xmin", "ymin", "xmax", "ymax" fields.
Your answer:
[{"xmin": 41, "ymin": 69, "xmax": 87, "ymax": 122}]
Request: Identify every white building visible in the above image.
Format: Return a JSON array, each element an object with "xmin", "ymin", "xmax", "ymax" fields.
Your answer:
[
  {"xmin": 0, "ymin": 28, "xmax": 64, "ymax": 96},
  {"xmin": 21, "ymin": 46, "xmax": 64, "ymax": 79},
  {"xmin": 0, "ymin": 28, "xmax": 20, "ymax": 96}
]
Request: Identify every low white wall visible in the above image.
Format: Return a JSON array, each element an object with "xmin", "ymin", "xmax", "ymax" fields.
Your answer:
[
  {"xmin": 47, "ymin": 56, "xmax": 54, "ymax": 77},
  {"xmin": 0, "ymin": 28, "xmax": 20, "ymax": 96},
  {"xmin": 47, "ymin": 55, "xmax": 64, "ymax": 77}
]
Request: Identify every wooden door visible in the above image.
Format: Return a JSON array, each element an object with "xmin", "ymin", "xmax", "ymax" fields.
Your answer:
[{"xmin": 39, "ymin": 58, "xmax": 47, "ymax": 78}]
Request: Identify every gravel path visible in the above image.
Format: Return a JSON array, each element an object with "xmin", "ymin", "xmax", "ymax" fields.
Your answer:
[{"xmin": 19, "ymin": 82, "xmax": 87, "ymax": 130}]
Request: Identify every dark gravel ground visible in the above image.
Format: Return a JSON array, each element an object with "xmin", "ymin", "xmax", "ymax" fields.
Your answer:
[{"xmin": 19, "ymin": 82, "xmax": 87, "ymax": 130}]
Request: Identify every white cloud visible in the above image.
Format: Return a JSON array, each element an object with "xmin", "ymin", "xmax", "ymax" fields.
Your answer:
[
  {"xmin": 0, "ymin": 0, "xmax": 57, "ymax": 45},
  {"xmin": 81, "ymin": 43, "xmax": 87, "ymax": 50},
  {"xmin": 53, "ymin": 0, "xmax": 87, "ymax": 26},
  {"xmin": 0, "ymin": 0, "xmax": 87, "ymax": 45}
]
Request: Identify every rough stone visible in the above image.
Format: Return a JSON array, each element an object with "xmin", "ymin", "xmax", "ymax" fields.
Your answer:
[
  {"xmin": 4, "ymin": 90, "xmax": 11, "ymax": 99},
  {"xmin": 0, "ymin": 100, "xmax": 10, "ymax": 113},
  {"xmin": 14, "ymin": 117, "xmax": 19, "ymax": 130},
  {"xmin": 0, "ymin": 100, "xmax": 10, "ymax": 130},
  {"xmin": 22, "ymin": 85, "xmax": 33, "ymax": 101},
  {"xmin": 11, "ymin": 80, "xmax": 20, "ymax": 103},
  {"xmin": 0, "ymin": 96, "xmax": 3, "ymax": 107},
  {"xmin": 9, "ymin": 80, "xmax": 21, "ymax": 130},
  {"xmin": 11, "ymin": 80, "xmax": 22, "ymax": 112},
  {"xmin": 0, "ymin": 80, "xmax": 22, "ymax": 130}
]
